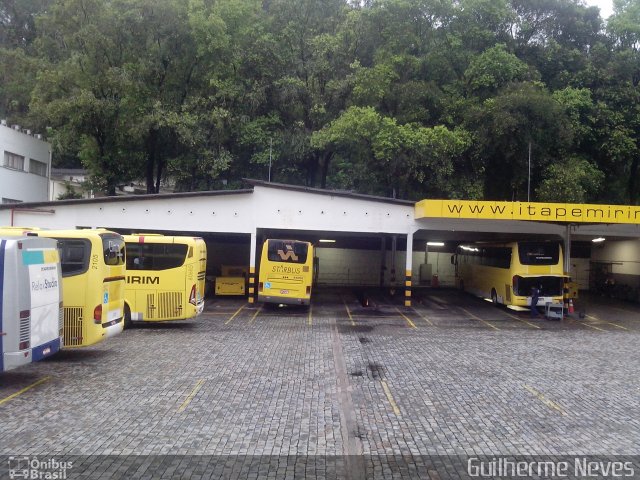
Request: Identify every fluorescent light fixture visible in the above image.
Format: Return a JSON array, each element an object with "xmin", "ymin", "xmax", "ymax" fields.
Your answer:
[
  {"xmin": 427, "ymin": 241, "xmax": 445, "ymax": 246},
  {"xmin": 460, "ymin": 245, "xmax": 479, "ymax": 252},
  {"xmin": 592, "ymin": 237, "xmax": 606, "ymax": 243},
  {"xmin": 319, "ymin": 239, "xmax": 335, "ymax": 243}
]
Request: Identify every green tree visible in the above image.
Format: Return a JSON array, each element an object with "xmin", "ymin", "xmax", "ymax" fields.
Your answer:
[
  {"xmin": 464, "ymin": 44, "xmax": 534, "ymax": 98},
  {"xmin": 536, "ymin": 155, "xmax": 604, "ymax": 202},
  {"xmin": 466, "ymin": 82, "xmax": 573, "ymax": 200},
  {"xmin": 312, "ymin": 106, "xmax": 470, "ymax": 198}
]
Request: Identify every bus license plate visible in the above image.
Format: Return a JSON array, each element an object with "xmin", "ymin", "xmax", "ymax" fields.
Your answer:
[{"xmin": 280, "ymin": 289, "xmax": 289, "ymax": 294}]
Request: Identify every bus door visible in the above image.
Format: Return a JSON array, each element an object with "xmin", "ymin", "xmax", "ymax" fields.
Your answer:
[{"xmin": 100, "ymin": 234, "xmax": 126, "ymax": 336}]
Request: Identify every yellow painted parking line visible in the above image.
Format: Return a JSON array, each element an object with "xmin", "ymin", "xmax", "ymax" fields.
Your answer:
[
  {"xmin": 248, "ymin": 305, "xmax": 262, "ymax": 324},
  {"xmin": 524, "ymin": 384, "xmax": 567, "ymax": 416},
  {"xmin": 609, "ymin": 305, "xmax": 640, "ymax": 316},
  {"xmin": 395, "ymin": 307, "xmax": 417, "ymax": 329},
  {"xmin": 460, "ymin": 307, "xmax": 499, "ymax": 331},
  {"xmin": 224, "ymin": 304, "xmax": 246, "ymax": 324},
  {"xmin": 178, "ymin": 379, "xmax": 205, "ymax": 412},
  {"xmin": 502, "ymin": 311, "xmax": 541, "ymax": 329},
  {"xmin": 381, "ymin": 380, "xmax": 401, "ymax": 416},
  {"xmin": 411, "ymin": 307, "xmax": 434, "ymax": 326},
  {"xmin": 0, "ymin": 377, "xmax": 50, "ymax": 406},
  {"xmin": 585, "ymin": 314, "xmax": 628, "ymax": 330},
  {"xmin": 342, "ymin": 297, "xmax": 356, "ymax": 326},
  {"xmin": 308, "ymin": 305, "xmax": 313, "ymax": 326},
  {"xmin": 579, "ymin": 320, "xmax": 607, "ymax": 332}
]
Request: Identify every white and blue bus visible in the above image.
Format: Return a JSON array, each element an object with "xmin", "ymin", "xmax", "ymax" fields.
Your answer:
[{"xmin": 1, "ymin": 236, "xmax": 63, "ymax": 372}]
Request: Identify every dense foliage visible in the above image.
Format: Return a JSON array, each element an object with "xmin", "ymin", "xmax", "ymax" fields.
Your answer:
[{"xmin": 1, "ymin": 0, "xmax": 639, "ymax": 202}]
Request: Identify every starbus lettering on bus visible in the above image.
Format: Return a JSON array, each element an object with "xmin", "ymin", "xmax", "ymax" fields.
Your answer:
[{"xmin": 271, "ymin": 265, "xmax": 301, "ymax": 274}]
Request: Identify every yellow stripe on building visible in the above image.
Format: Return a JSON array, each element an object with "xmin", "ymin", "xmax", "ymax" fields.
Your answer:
[{"xmin": 416, "ymin": 200, "xmax": 640, "ymax": 224}]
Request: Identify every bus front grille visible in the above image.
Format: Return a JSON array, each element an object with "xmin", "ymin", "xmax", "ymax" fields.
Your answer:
[
  {"xmin": 64, "ymin": 307, "xmax": 84, "ymax": 346},
  {"xmin": 158, "ymin": 292, "xmax": 183, "ymax": 319}
]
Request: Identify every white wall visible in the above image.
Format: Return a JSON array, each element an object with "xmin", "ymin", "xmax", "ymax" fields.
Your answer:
[
  {"xmin": 252, "ymin": 187, "xmax": 414, "ymax": 234},
  {"xmin": 0, "ymin": 124, "xmax": 51, "ymax": 203},
  {"xmin": 314, "ymin": 247, "xmax": 456, "ymax": 286},
  {"xmin": 567, "ymin": 258, "xmax": 591, "ymax": 290},
  {"xmin": 591, "ymin": 240, "xmax": 640, "ymax": 276}
]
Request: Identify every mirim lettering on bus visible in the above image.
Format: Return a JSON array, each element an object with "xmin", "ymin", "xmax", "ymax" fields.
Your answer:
[{"xmin": 126, "ymin": 276, "xmax": 160, "ymax": 285}]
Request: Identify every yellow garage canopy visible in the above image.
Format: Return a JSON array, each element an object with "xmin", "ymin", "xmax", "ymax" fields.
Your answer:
[{"xmin": 416, "ymin": 200, "xmax": 640, "ymax": 224}]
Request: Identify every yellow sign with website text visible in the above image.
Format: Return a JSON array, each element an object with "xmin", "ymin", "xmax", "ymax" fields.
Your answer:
[{"xmin": 415, "ymin": 200, "xmax": 640, "ymax": 224}]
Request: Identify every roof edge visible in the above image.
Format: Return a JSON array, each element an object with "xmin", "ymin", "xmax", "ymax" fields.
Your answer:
[
  {"xmin": 0, "ymin": 188, "xmax": 254, "ymax": 210},
  {"xmin": 243, "ymin": 179, "xmax": 415, "ymax": 206}
]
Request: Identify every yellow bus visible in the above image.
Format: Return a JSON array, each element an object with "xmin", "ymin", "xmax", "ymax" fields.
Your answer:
[
  {"xmin": 453, "ymin": 241, "xmax": 566, "ymax": 308},
  {"xmin": 258, "ymin": 239, "xmax": 314, "ymax": 306},
  {"xmin": 0, "ymin": 227, "xmax": 126, "ymax": 347},
  {"xmin": 123, "ymin": 234, "xmax": 206, "ymax": 326}
]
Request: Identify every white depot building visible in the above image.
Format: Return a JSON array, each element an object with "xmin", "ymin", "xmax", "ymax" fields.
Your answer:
[
  {"xmin": 0, "ymin": 121, "xmax": 52, "ymax": 204},
  {"xmin": 1, "ymin": 179, "xmax": 639, "ymax": 304}
]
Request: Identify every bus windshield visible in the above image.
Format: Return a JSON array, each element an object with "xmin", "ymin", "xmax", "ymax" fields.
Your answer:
[
  {"xmin": 267, "ymin": 240, "xmax": 308, "ymax": 264},
  {"xmin": 518, "ymin": 242, "xmax": 560, "ymax": 265},
  {"xmin": 125, "ymin": 243, "xmax": 188, "ymax": 270}
]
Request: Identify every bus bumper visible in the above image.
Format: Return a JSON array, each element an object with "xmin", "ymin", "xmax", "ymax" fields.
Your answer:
[
  {"xmin": 196, "ymin": 300, "xmax": 205, "ymax": 316},
  {"xmin": 525, "ymin": 296, "xmax": 560, "ymax": 306},
  {"xmin": 3, "ymin": 350, "xmax": 32, "ymax": 371},
  {"xmin": 32, "ymin": 338, "xmax": 61, "ymax": 362},
  {"xmin": 103, "ymin": 318, "xmax": 124, "ymax": 338},
  {"xmin": 258, "ymin": 295, "xmax": 310, "ymax": 306}
]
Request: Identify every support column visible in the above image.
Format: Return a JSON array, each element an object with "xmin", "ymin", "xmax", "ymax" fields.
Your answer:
[
  {"xmin": 248, "ymin": 232, "xmax": 257, "ymax": 304},
  {"xmin": 564, "ymin": 224, "xmax": 572, "ymax": 275},
  {"xmin": 405, "ymin": 231, "xmax": 414, "ymax": 307},
  {"xmin": 390, "ymin": 235, "xmax": 397, "ymax": 297},
  {"xmin": 563, "ymin": 224, "xmax": 572, "ymax": 308},
  {"xmin": 379, "ymin": 236, "xmax": 386, "ymax": 288}
]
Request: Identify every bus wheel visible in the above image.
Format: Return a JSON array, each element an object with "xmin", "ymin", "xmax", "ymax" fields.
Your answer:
[
  {"xmin": 491, "ymin": 289, "xmax": 498, "ymax": 304},
  {"xmin": 124, "ymin": 304, "xmax": 132, "ymax": 329}
]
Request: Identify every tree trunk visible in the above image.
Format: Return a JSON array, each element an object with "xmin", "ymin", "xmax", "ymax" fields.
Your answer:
[
  {"xmin": 154, "ymin": 159, "xmax": 164, "ymax": 194},
  {"xmin": 320, "ymin": 151, "xmax": 333, "ymax": 189},
  {"xmin": 145, "ymin": 129, "xmax": 159, "ymax": 194},
  {"xmin": 627, "ymin": 155, "xmax": 640, "ymax": 205}
]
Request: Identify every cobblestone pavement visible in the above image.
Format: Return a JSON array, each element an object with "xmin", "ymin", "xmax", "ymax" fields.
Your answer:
[{"xmin": 0, "ymin": 288, "xmax": 639, "ymax": 478}]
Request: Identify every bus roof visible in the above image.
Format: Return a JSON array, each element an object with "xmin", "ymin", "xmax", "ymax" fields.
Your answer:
[{"xmin": 123, "ymin": 234, "xmax": 203, "ymax": 244}]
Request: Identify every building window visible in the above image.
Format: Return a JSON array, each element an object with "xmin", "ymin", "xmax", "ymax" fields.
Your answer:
[
  {"xmin": 29, "ymin": 159, "xmax": 48, "ymax": 177},
  {"xmin": 3, "ymin": 151, "xmax": 25, "ymax": 170},
  {"xmin": 2, "ymin": 198, "xmax": 22, "ymax": 204}
]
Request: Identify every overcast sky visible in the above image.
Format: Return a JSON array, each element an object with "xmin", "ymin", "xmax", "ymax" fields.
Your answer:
[{"xmin": 583, "ymin": 0, "xmax": 614, "ymax": 18}]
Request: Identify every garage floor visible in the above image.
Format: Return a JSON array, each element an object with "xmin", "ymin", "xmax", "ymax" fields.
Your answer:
[{"xmin": 1, "ymin": 288, "xmax": 639, "ymax": 478}]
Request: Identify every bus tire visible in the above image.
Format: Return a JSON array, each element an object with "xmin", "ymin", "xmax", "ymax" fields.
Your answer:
[
  {"xmin": 491, "ymin": 289, "xmax": 498, "ymax": 305},
  {"xmin": 124, "ymin": 304, "xmax": 132, "ymax": 329}
]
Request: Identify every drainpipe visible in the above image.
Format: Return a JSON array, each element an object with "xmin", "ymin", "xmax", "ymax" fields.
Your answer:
[
  {"xmin": 564, "ymin": 224, "xmax": 572, "ymax": 275},
  {"xmin": 10, "ymin": 207, "xmax": 56, "ymax": 226}
]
